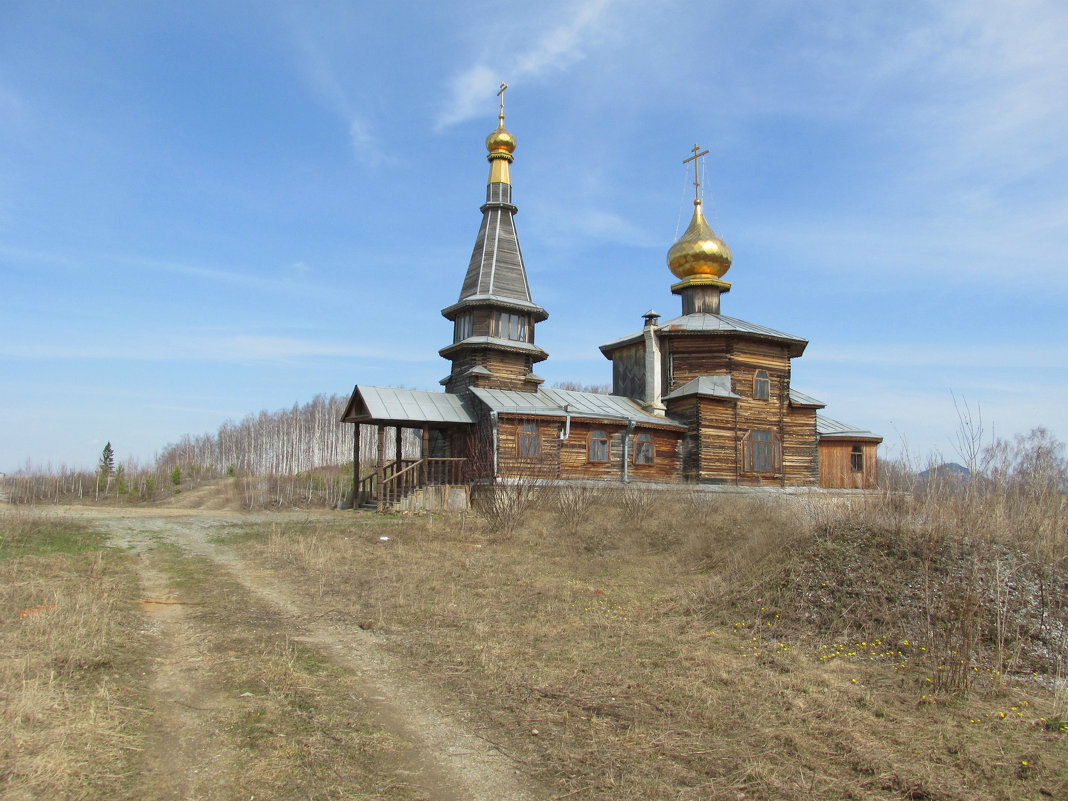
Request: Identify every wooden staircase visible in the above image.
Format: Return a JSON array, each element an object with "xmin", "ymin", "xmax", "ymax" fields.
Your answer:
[{"xmin": 355, "ymin": 457, "xmax": 467, "ymax": 511}]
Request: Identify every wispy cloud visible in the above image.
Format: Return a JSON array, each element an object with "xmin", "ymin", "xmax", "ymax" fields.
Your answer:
[
  {"xmin": 0, "ymin": 245, "xmax": 330, "ymax": 296},
  {"xmin": 290, "ymin": 29, "xmax": 392, "ymax": 165},
  {"xmin": 435, "ymin": 0, "xmax": 616, "ymax": 129},
  {"xmin": 0, "ymin": 333, "xmax": 432, "ymax": 364},
  {"xmin": 807, "ymin": 342, "xmax": 1068, "ymax": 372},
  {"xmin": 539, "ymin": 206, "xmax": 658, "ymax": 251}
]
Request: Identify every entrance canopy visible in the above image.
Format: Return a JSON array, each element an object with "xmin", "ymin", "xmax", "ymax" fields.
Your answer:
[{"xmin": 340, "ymin": 385, "xmax": 477, "ymax": 427}]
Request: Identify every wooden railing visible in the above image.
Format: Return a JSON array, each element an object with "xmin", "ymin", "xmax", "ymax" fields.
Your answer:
[{"xmin": 356, "ymin": 457, "xmax": 467, "ymax": 511}]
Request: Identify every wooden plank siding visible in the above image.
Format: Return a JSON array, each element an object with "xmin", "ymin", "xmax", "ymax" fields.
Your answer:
[
  {"xmin": 495, "ymin": 416, "xmax": 682, "ymax": 483},
  {"xmin": 819, "ymin": 440, "xmax": 880, "ymax": 489}
]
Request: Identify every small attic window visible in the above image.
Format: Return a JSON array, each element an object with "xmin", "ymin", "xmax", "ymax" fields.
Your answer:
[
  {"xmin": 492, "ymin": 311, "xmax": 529, "ymax": 342},
  {"xmin": 754, "ymin": 370, "xmax": 770, "ymax": 401},
  {"xmin": 851, "ymin": 445, "xmax": 864, "ymax": 473},
  {"xmin": 454, "ymin": 312, "xmax": 473, "ymax": 342}
]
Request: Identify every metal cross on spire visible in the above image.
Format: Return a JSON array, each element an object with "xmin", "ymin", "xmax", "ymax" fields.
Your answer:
[
  {"xmin": 683, "ymin": 143, "xmax": 710, "ymax": 203},
  {"xmin": 497, "ymin": 81, "xmax": 508, "ymax": 120}
]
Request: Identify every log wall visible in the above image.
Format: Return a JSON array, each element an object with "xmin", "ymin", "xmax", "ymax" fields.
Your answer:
[
  {"xmin": 444, "ymin": 347, "xmax": 540, "ymax": 394},
  {"xmin": 496, "ymin": 417, "xmax": 682, "ymax": 483}
]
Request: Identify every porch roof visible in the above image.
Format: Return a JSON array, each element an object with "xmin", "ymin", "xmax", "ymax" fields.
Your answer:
[
  {"xmin": 816, "ymin": 414, "xmax": 882, "ymax": 442},
  {"xmin": 341, "ymin": 385, "xmax": 478, "ymax": 426}
]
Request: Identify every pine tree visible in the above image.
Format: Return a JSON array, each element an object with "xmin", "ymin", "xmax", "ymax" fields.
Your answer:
[
  {"xmin": 99, "ymin": 442, "xmax": 115, "ymax": 477},
  {"xmin": 98, "ymin": 442, "xmax": 115, "ymax": 499}
]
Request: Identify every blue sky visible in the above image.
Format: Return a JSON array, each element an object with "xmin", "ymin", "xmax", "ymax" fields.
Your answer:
[{"xmin": 2, "ymin": 0, "xmax": 1066, "ymax": 472}]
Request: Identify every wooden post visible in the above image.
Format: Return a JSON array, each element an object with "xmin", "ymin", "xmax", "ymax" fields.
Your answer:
[
  {"xmin": 351, "ymin": 423, "xmax": 361, "ymax": 509},
  {"xmin": 394, "ymin": 425, "xmax": 403, "ymax": 464},
  {"xmin": 376, "ymin": 425, "xmax": 385, "ymax": 512},
  {"xmin": 421, "ymin": 425, "xmax": 429, "ymax": 487}
]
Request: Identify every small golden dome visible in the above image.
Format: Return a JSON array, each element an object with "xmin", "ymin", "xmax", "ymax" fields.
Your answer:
[
  {"xmin": 486, "ymin": 117, "xmax": 516, "ymax": 158},
  {"xmin": 667, "ymin": 201, "xmax": 732, "ymax": 280}
]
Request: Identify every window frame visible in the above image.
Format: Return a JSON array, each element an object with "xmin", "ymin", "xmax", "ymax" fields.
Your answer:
[
  {"xmin": 742, "ymin": 429, "xmax": 781, "ymax": 474},
  {"xmin": 633, "ymin": 431, "xmax": 654, "ymax": 465},
  {"xmin": 517, "ymin": 422, "xmax": 541, "ymax": 458},
  {"xmin": 588, "ymin": 429, "xmax": 609, "ymax": 463},
  {"xmin": 492, "ymin": 311, "xmax": 529, "ymax": 342},
  {"xmin": 454, "ymin": 312, "xmax": 473, "ymax": 343},
  {"xmin": 754, "ymin": 369, "xmax": 770, "ymax": 401},
  {"xmin": 850, "ymin": 445, "xmax": 864, "ymax": 473}
]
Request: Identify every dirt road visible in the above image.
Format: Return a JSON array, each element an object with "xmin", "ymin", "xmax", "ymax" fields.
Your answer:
[{"xmin": 51, "ymin": 505, "xmax": 540, "ymax": 801}]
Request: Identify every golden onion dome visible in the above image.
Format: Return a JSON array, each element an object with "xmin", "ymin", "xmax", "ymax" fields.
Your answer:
[
  {"xmin": 667, "ymin": 200, "xmax": 732, "ymax": 280},
  {"xmin": 486, "ymin": 117, "xmax": 516, "ymax": 158}
]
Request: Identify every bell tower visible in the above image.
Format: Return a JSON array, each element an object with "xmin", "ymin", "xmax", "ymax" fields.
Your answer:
[{"xmin": 439, "ymin": 84, "xmax": 548, "ymax": 395}]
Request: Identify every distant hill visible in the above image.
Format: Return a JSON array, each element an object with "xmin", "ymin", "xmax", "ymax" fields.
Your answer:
[{"xmin": 918, "ymin": 462, "xmax": 970, "ymax": 482}]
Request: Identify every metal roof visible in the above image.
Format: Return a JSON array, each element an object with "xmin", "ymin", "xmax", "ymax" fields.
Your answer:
[
  {"xmin": 341, "ymin": 385, "xmax": 477, "ymax": 425},
  {"xmin": 470, "ymin": 387, "xmax": 686, "ymax": 429},
  {"xmin": 789, "ymin": 388, "xmax": 826, "ymax": 408},
  {"xmin": 440, "ymin": 295, "xmax": 548, "ymax": 321},
  {"xmin": 439, "ymin": 335, "xmax": 547, "ymax": 356},
  {"xmin": 600, "ymin": 312, "xmax": 808, "ymax": 358},
  {"xmin": 816, "ymin": 414, "xmax": 882, "ymax": 441},
  {"xmin": 663, "ymin": 375, "xmax": 741, "ymax": 401}
]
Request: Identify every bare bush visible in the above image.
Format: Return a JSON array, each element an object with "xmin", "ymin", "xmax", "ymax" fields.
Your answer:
[
  {"xmin": 472, "ymin": 479, "xmax": 546, "ymax": 536},
  {"xmin": 550, "ymin": 483, "xmax": 605, "ymax": 534},
  {"xmin": 619, "ymin": 483, "xmax": 654, "ymax": 525}
]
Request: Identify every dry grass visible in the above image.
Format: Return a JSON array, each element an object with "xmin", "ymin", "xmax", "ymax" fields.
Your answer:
[
  {"xmin": 235, "ymin": 488, "xmax": 1068, "ymax": 800},
  {"xmin": 141, "ymin": 545, "xmax": 420, "ymax": 800},
  {"xmin": 0, "ymin": 511, "xmax": 149, "ymax": 800}
]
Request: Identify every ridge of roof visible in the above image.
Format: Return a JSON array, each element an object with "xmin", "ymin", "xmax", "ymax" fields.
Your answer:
[{"xmin": 600, "ymin": 312, "xmax": 807, "ymax": 357}]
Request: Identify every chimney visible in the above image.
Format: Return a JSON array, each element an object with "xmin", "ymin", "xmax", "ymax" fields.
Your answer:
[{"xmin": 642, "ymin": 310, "xmax": 666, "ymax": 416}]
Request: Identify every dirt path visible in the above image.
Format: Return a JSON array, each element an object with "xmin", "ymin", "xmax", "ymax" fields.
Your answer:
[{"xmin": 55, "ymin": 506, "xmax": 539, "ymax": 801}]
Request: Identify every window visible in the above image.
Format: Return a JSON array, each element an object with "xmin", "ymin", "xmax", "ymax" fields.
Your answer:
[
  {"xmin": 633, "ymin": 432, "xmax": 654, "ymax": 465},
  {"xmin": 518, "ymin": 422, "xmax": 540, "ymax": 458},
  {"xmin": 851, "ymin": 445, "xmax": 864, "ymax": 473},
  {"xmin": 743, "ymin": 430, "xmax": 781, "ymax": 474},
  {"xmin": 454, "ymin": 312, "xmax": 473, "ymax": 342},
  {"xmin": 754, "ymin": 370, "xmax": 770, "ymax": 401},
  {"xmin": 588, "ymin": 429, "xmax": 609, "ymax": 463},
  {"xmin": 492, "ymin": 311, "xmax": 529, "ymax": 342}
]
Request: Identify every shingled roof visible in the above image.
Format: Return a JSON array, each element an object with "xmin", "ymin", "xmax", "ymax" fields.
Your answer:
[{"xmin": 444, "ymin": 181, "xmax": 548, "ymax": 322}]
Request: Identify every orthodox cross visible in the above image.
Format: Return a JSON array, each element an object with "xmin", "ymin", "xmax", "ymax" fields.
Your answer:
[
  {"xmin": 497, "ymin": 82, "xmax": 508, "ymax": 119},
  {"xmin": 683, "ymin": 143, "xmax": 709, "ymax": 202}
]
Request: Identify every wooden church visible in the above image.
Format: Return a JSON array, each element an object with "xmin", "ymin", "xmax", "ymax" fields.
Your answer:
[{"xmin": 342, "ymin": 93, "xmax": 881, "ymax": 509}]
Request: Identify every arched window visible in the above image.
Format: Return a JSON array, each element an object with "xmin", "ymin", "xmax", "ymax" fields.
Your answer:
[
  {"xmin": 754, "ymin": 370, "xmax": 770, "ymax": 401},
  {"xmin": 851, "ymin": 445, "xmax": 864, "ymax": 473},
  {"xmin": 634, "ymin": 432, "xmax": 654, "ymax": 465},
  {"xmin": 588, "ymin": 429, "xmax": 609, "ymax": 463},
  {"xmin": 518, "ymin": 422, "xmax": 540, "ymax": 458}
]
